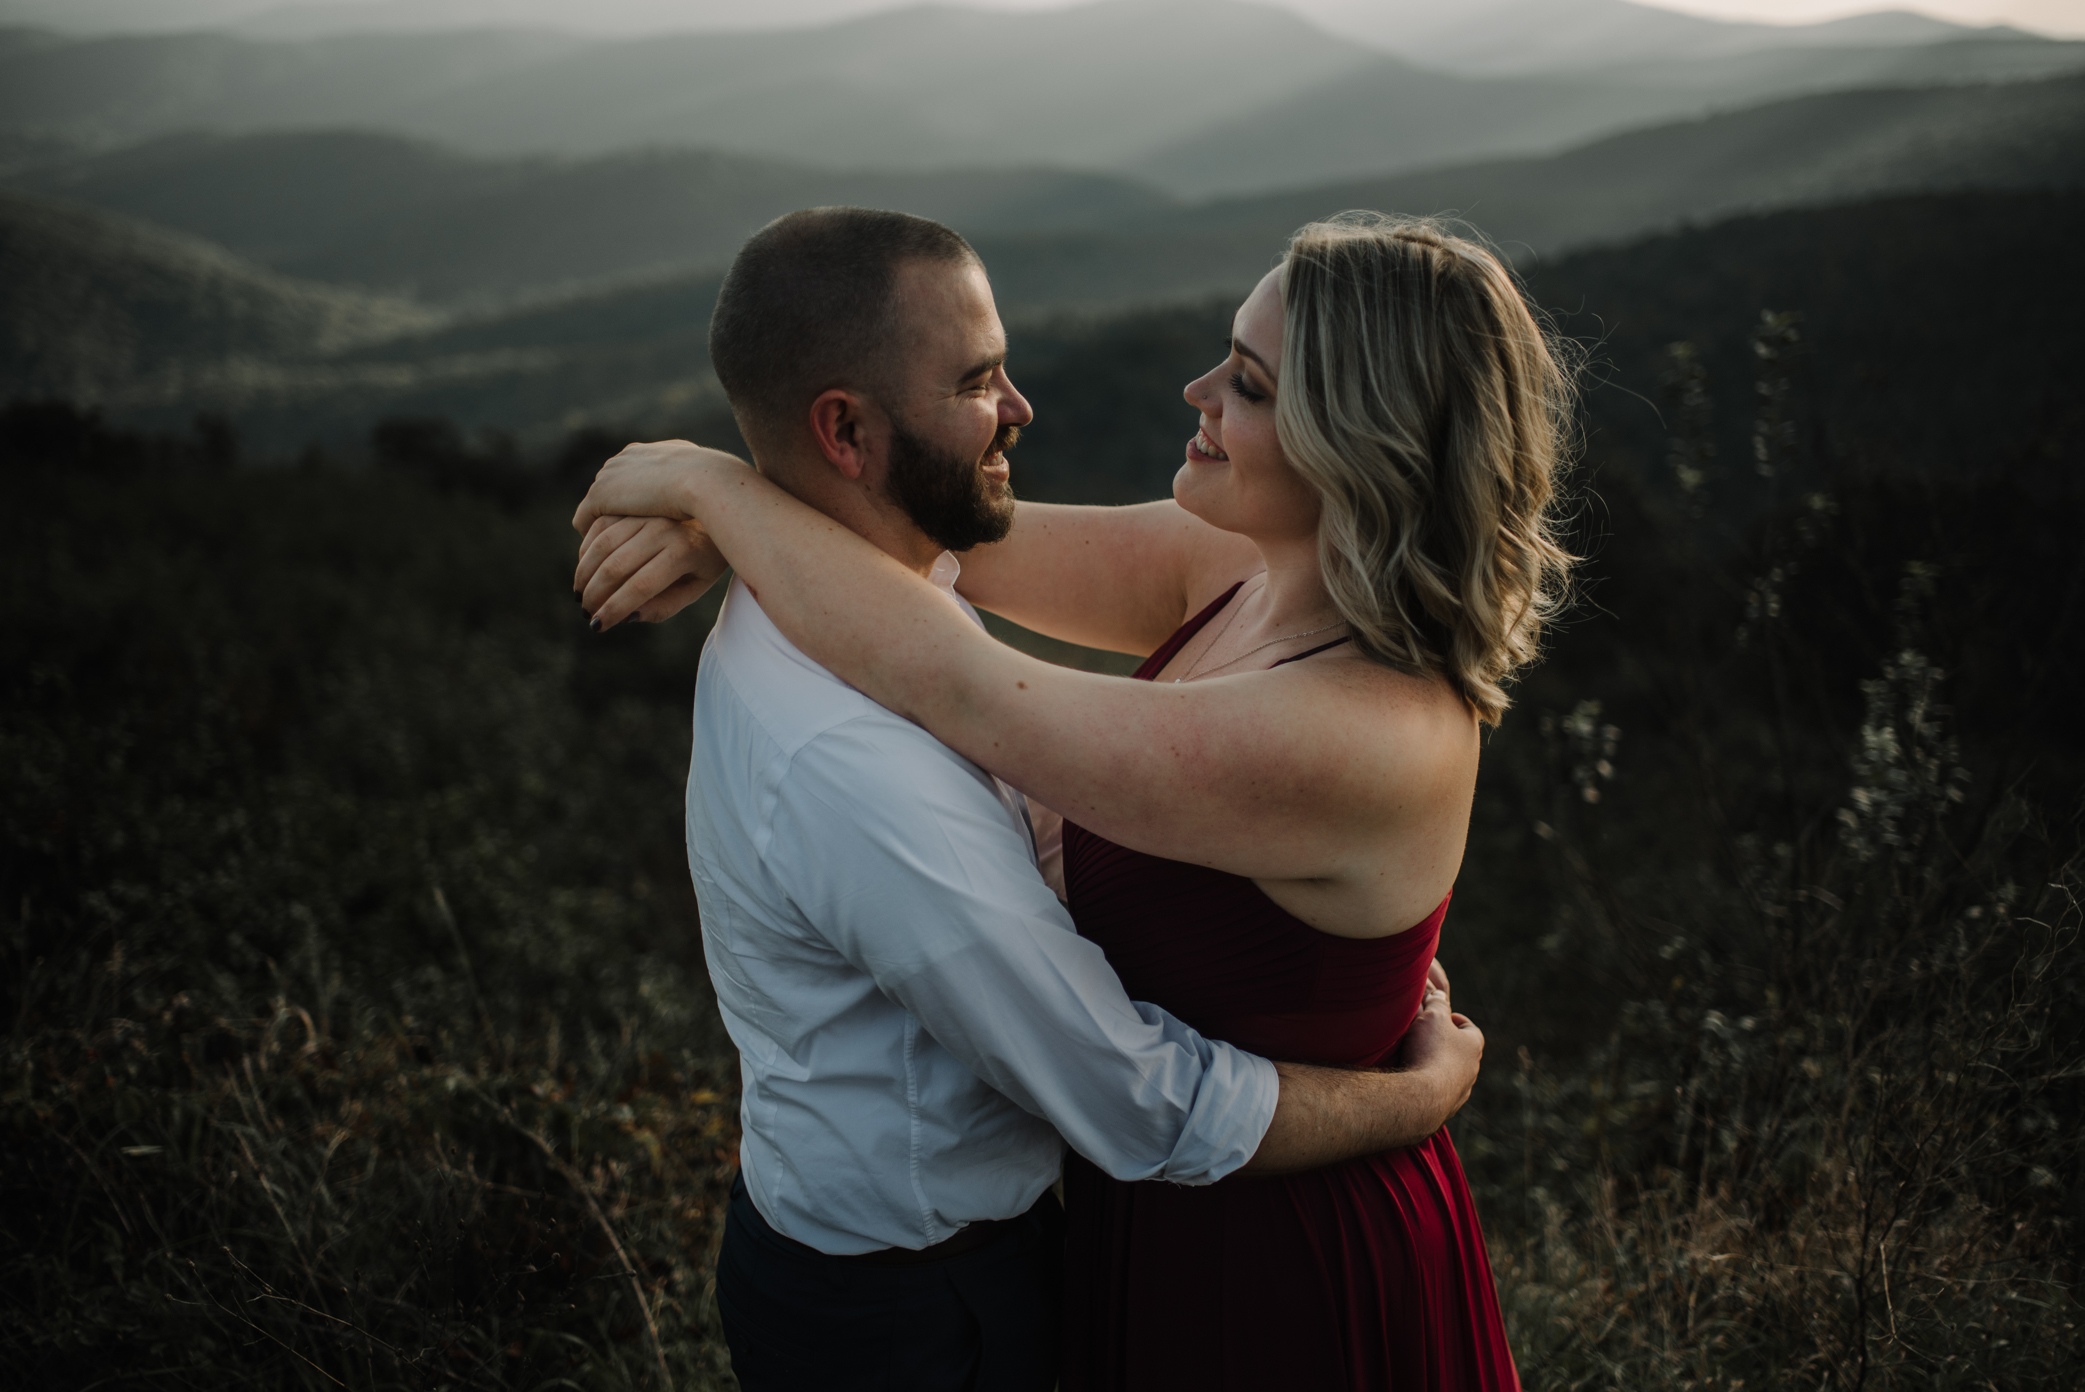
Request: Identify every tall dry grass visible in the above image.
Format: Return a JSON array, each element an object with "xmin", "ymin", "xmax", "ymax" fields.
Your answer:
[
  {"xmin": 5, "ymin": 312, "xmax": 2081, "ymax": 1392},
  {"xmin": 2, "ymin": 420, "xmax": 743, "ymax": 1388},
  {"xmin": 1458, "ymin": 316, "xmax": 2083, "ymax": 1388}
]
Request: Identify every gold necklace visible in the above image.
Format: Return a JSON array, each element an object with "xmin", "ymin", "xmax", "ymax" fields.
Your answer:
[
  {"xmin": 1171, "ymin": 582, "xmax": 1253, "ymax": 681},
  {"xmin": 1174, "ymin": 619, "xmax": 1348, "ymax": 683}
]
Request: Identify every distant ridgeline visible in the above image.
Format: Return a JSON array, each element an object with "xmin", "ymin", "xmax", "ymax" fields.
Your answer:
[
  {"xmin": 1, "ymin": 68, "xmax": 2082, "ymax": 462},
  {"xmin": 3, "ymin": 3, "xmax": 2080, "ymax": 195}
]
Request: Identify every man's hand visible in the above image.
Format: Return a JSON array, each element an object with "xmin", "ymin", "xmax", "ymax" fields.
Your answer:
[
  {"xmin": 1240, "ymin": 958, "xmax": 1484, "ymax": 1176},
  {"xmin": 576, "ymin": 514, "xmax": 729, "ymax": 630}
]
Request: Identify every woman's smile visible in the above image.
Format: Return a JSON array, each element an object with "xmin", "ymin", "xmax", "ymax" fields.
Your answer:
[{"xmin": 1188, "ymin": 424, "xmax": 1229, "ymax": 462}]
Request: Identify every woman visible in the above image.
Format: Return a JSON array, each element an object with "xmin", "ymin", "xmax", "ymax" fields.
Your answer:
[{"xmin": 577, "ymin": 214, "xmax": 1573, "ymax": 1389}]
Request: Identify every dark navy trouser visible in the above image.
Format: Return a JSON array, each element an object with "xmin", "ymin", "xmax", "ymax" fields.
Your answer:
[{"xmin": 717, "ymin": 1172, "xmax": 1064, "ymax": 1392}]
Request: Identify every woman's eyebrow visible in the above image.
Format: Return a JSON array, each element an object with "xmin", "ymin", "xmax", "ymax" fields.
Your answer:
[{"xmin": 1232, "ymin": 338, "xmax": 1274, "ymax": 375}]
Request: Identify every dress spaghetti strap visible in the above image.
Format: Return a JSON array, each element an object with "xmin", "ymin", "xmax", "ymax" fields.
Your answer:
[{"xmin": 1271, "ymin": 635, "xmax": 1352, "ymax": 667}]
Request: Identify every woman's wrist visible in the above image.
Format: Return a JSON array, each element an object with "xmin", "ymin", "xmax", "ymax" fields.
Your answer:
[
  {"xmin": 637, "ymin": 444, "xmax": 727, "ymax": 522},
  {"xmin": 677, "ymin": 444, "xmax": 748, "ymax": 513}
]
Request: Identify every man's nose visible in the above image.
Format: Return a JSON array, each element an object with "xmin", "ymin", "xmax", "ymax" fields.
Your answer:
[{"xmin": 998, "ymin": 370, "xmax": 1034, "ymax": 426}]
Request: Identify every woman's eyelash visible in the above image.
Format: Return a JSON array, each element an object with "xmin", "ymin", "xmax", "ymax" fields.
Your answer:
[{"xmin": 1228, "ymin": 371, "xmax": 1266, "ymax": 404}]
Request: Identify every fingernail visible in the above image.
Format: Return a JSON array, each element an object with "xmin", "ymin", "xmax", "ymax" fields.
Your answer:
[
  {"xmin": 588, "ymin": 615, "xmax": 602, "ymax": 633},
  {"xmin": 574, "ymin": 591, "xmax": 584, "ymax": 604}
]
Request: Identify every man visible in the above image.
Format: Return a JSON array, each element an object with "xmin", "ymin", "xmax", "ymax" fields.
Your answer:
[{"xmin": 573, "ymin": 208, "xmax": 1484, "ymax": 1390}]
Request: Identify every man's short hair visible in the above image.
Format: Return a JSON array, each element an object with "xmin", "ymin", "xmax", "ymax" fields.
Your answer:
[{"xmin": 708, "ymin": 207, "xmax": 979, "ymax": 445}]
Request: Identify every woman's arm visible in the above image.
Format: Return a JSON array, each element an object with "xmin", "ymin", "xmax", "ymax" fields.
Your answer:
[
  {"xmin": 576, "ymin": 492, "xmax": 1259, "ymax": 656},
  {"xmin": 951, "ymin": 501, "xmax": 1260, "ymax": 656},
  {"xmin": 575, "ymin": 444, "xmax": 1464, "ymax": 903}
]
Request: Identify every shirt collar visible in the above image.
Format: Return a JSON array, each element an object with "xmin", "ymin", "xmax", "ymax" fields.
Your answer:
[{"xmin": 927, "ymin": 550, "xmax": 963, "ymax": 606}]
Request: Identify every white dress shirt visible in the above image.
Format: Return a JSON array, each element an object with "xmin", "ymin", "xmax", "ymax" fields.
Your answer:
[{"xmin": 687, "ymin": 557, "xmax": 1280, "ymax": 1255}]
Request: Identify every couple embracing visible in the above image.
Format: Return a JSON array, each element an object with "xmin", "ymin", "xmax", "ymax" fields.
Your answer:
[{"xmin": 573, "ymin": 205, "xmax": 1572, "ymax": 1391}]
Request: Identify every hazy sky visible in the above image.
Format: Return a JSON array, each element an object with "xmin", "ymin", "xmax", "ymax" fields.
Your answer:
[
  {"xmin": 1648, "ymin": 0, "xmax": 2082, "ymax": 34},
  {"xmin": 12, "ymin": 0, "xmax": 2083, "ymax": 39}
]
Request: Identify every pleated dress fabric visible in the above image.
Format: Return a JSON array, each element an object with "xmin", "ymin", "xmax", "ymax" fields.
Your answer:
[{"xmin": 1058, "ymin": 586, "xmax": 1521, "ymax": 1391}]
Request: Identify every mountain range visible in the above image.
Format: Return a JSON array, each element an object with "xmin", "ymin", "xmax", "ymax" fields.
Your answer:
[
  {"xmin": 10, "ymin": 69, "xmax": 2079, "ymax": 456},
  {"xmin": 4, "ymin": 2, "xmax": 2080, "ymax": 196},
  {"xmin": 1292, "ymin": 0, "xmax": 2044, "ymax": 73},
  {"xmin": 5, "ymin": 134, "xmax": 1166, "ymax": 304},
  {"xmin": 0, "ymin": 188, "xmax": 429, "ymax": 407},
  {"xmin": 1078, "ymin": 72, "xmax": 2085, "ymax": 307},
  {"xmin": 14, "ymin": 71, "xmax": 2075, "ymax": 314}
]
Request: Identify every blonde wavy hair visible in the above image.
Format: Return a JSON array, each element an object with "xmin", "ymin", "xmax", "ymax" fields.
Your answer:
[{"xmin": 1276, "ymin": 213, "xmax": 1576, "ymax": 725}]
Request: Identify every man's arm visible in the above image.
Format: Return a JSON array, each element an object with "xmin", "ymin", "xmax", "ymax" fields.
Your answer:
[
  {"xmin": 773, "ymin": 716, "xmax": 1479, "ymax": 1182},
  {"xmin": 1244, "ymin": 990, "xmax": 1482, "ymax": 1175}
]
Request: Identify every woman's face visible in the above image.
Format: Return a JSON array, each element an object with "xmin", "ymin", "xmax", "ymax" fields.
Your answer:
[{"xmin": 1174, "ymin": 268, "xmax": 1321, "ymax": 544}]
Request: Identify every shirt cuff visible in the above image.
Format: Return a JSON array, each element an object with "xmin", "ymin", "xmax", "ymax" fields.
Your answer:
[{"xmin": 1158, "ymin": 1039, "xmax": 1281, "ymax": 1186}]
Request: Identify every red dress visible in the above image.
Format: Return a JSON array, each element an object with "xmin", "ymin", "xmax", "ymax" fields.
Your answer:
[{"xmin": 1059, "ymin": 586, "xmax": 1520, "ymax": 1391}]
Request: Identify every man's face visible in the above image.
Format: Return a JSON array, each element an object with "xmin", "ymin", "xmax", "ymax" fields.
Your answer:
[{"xmin": 877, "ymin": 259, "xmax": 1032, "ymax": 553}]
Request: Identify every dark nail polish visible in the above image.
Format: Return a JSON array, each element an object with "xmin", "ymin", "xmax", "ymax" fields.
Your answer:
[{"xmin": 588, "ymin": 615, "xmax": 602, "ymax": 633}]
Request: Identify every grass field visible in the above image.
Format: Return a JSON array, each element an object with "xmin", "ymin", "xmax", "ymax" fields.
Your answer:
[{"xmin": 4, "ymin": 302, "xmax": 2081, "ymax": 1390}]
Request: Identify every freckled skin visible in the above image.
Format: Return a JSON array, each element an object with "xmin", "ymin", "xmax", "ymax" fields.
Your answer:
[
  {"xmin": 574, "ymin": 266, "xmax": 1481, "ymax": 940},
  {"xmin": 570, "ymin": 256, "xmax": 1492, "ymax": 1169}
]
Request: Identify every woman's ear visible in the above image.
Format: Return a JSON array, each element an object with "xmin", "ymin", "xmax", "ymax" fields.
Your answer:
[{"xmin": 808, "ymin": 389, "xmax": 876, "ymax": 481}]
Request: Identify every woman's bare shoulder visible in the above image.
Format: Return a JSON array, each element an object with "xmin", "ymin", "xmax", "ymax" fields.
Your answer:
[
  {"xmin": 1249, "ymin": 654, "xmax": 1477, "ymax": 935},
  {"xmin": 1287, "ymin": 651, "xmax": 1481, "ymax": 811}
]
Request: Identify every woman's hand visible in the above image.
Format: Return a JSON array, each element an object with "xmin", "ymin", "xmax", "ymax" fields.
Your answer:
[
  {"xmin": 1399, "ymin": 960, "xmax": 1482, "ymax": 1121},
  {"xmin": 569, "ymin": 440, "xmax": 749, "ymax": 629},
  {"xmin": 569, "ymin": 439, "xmax": 748, "ymax": 536},
  {"xmin": 575, "ymin": 515, "xmax": 729, "ymax": 629},
  {"xmin": 1246, "ymin": 968, "xmax": 1483, "ymax": 1173}
]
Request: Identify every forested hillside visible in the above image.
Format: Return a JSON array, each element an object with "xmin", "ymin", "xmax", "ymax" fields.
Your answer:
[
  {"xmin": 0, "ymin": 189, "xmax": 429, "ymax": 405},
  {"xmin": 6, "ymin": 133, "xmax": 1167, "ymax": 304},
  {"xmin": 989, "ymin": 73, "xmax": 2085, "ymax": 307},
  {"xmin": 1134, "ymin": 36, "xmax": 2085, "ymax": 193}
]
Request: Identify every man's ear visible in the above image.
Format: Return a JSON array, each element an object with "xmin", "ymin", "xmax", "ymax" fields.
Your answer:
[{"xmin": 806, "ymin": 389, "xmax": 880, "ymax": 482}]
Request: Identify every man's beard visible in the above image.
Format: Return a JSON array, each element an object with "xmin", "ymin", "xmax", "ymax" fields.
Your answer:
[{"xmin": 884, "ymin": 419, "xmax": 1019, "ymax": 553}]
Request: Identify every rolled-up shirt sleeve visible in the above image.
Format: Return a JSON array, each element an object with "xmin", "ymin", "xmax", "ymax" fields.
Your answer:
[{"xmin": 765, "ymin": 717, "xmax": 1278, "ymax": 1186}]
